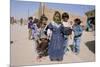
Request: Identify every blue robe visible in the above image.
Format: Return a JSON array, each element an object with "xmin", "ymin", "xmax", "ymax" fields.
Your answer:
[{"xmin": 46, "ymin": 22, "xmax": 65, "ymax": 61}]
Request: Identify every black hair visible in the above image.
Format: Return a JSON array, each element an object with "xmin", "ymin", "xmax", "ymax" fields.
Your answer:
[
  {"xmin": 33, "ymin": 18, "xmax": 39, "ymax": 23},
  {"xmin": 28, "ymin": 17, "xmax": 33, "ymax": 20},
  {"xmin": 62, "ymin": 12, "xmax": 69, "ymax": 19},
  {"xmin": 74, "ymin": 18, "xmax": 81, "ymax": 25},
  {"xmin": 40, "ymin": 15, "xmax": 48, "ymax": 21},
  {"xmin": 37, "ymin": 15, "xmax": 48, "ymax": 28}
]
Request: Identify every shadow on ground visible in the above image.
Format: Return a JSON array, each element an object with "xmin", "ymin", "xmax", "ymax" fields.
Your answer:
[{"xmin": 85, "ymin": 40, "xmax": 95, "ymax": 54}]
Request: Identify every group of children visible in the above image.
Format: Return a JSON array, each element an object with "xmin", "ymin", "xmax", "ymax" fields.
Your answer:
[{"xmin": 28, "ymin": 11, "xmax": 83, "ymax": 61}]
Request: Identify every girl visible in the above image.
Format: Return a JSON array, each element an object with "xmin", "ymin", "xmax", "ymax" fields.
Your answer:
[
  {"xmin": 45, "ymin": 11, "xmax": 66, "ymax": 61},
  {"xmin": 72, "ymin": 18, "xmax": 83, "ymax": 55},
  {"xmin": 62, "ymin": 12, "xmax": 72, "ymax": 53}
]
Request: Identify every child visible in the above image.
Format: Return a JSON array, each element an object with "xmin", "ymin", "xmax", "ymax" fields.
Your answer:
[
  {"xmin": 28, "ymin": 17, "xmax": 33, "ymax": 40},
  {"xmin": 31, "ymin": 18, "xmax": 39, "ymax": 40},
  {"xmin": 72, "ymin": 18, "xmax": 83, "ymax": 55},
  {"xmin": 62, "ymin": 12, "xmax": 72, "ymax": 53},
  {"xmin": 36, "ymin": 15, "xmax": 49, "ymax": 60},
  {"xmin": 45, "ymin": 11, "xmax": 66, "ymax": 61}
]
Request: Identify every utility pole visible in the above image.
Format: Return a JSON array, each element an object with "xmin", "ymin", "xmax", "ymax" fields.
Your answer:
[
  {"xmin": 38, "ymin": 2, "xmax": 45, "ymax": 18},
  {"xmin": 28, "ymin": 8, "xmax": 29, "ymax": 18}
]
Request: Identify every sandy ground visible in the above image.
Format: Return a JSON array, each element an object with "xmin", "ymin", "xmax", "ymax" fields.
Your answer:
[{"xmin": 10, "ymin": 23, "xmax": 95, "ymax": 67}]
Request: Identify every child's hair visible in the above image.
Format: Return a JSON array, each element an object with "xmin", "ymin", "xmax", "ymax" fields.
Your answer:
[
  {"xmin": 53, "ymin": 11, "xmax": 61, "ymax": 22},
  {"xmin": 74, "ymin": 18, "xmax": 81, "ymax": 25},
  {"xmin": 37, "ymin": 15, "xmax": 48, "ymax": 28},
  {"xmin": 33, "ymin": 18, "xmax": 39, "ymax": 23},
  {"xmin": 62, "ymin": 12, "xmax": 69, "ymax": 20},
  {"xmin": 28, "ymin": 17, "xmax": 33, "ymax": 20},
  {"xmin": 40, "ymin": 15, "xmax": 48, "ymax": 21}
]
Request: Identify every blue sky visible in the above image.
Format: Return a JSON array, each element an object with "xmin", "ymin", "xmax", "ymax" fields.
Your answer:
[{"xmin": 10, "ymin": 0, "xmax": 95, "ymax": 19}]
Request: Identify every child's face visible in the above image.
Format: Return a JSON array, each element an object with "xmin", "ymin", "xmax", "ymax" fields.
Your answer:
[
  {"xmin": 55, "ymin": 14, "xmax": 60, "ymax": 21},
  {"xmin": 42, "ymin": 19, "xmax": 47, "ymax": 28},
  {"xmin": 54, "ymin": 14, "xmax": 61, "ymax": 24},
  {"xmin": 42, "ymin": 19, "xmax": 47, "ymax": 24},
  {"xmin": 41, "ymin": 23, "xmax": 46, "ymax": 28},
  {"xmin": 41, "ymin": 19, "xmax": 47, "ymax": 28},
  {"xmin": 63, "ymin": 17, "xmax": 68, "ymax": 22},
  {"xmin": 29, "ymin": 19, "xmax": 33, "ymax": 22},
  {"xmin": 74, "ymin": 22, "xmax": 78, "ymax": 26}
]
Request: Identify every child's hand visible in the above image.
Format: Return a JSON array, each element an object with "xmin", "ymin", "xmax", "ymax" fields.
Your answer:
[{"xmin": 47, "ymin": 29, "xmax": 52, "ymax": 39}]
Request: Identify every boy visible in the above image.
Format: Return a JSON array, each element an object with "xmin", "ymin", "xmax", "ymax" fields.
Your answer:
[
  {"xmin": 28, "ymin": 17, "xmax": 33, "ymax": 40},
  {"xmin": 36, "ymin": 15, "xmax": 49, "ymax": 61},
  {"xmin": 72, "ymin": 18, "xmax": 83, "ymax": 55},
  {"xmin": 62, "ymin": 12, "xmax": 72, "ymax": 53}
]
